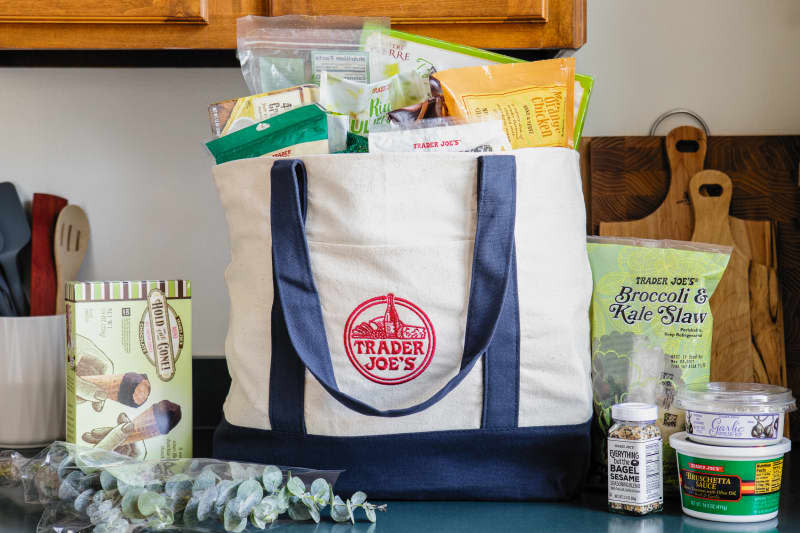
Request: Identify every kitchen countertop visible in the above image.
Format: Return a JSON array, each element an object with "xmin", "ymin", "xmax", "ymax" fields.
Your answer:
[{"xmin": 1, "ymin": 453, "xmax": 797, "ymax": 532}]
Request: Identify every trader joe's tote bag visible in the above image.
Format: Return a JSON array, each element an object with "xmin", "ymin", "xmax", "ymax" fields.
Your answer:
[{"xmin": 212, "ymin": 149, "xmax": 593, "ymax": 500}]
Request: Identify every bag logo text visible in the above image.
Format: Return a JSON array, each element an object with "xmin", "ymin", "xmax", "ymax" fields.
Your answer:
[{"xmin": 344, "ymin": 293, "xmax": 436, "ymax": 385}]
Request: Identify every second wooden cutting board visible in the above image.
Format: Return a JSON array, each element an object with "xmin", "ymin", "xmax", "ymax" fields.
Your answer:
[{"xmin": 689, "ymin": 170, "xmax": 754, "ymax": 383}]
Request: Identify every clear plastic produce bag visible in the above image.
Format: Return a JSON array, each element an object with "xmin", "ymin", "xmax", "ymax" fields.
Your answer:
[
  {"xmin": 237, "ymin": 15, "xmax": 389, "ymax": 95},
  {"xmin": 0, "ymin": 442, "xmax": 385, "ymax": 533}
]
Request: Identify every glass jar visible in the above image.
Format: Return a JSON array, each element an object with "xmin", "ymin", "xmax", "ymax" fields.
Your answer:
[{"xmin": 608, "ymin": 402, "xmax": 663, "ymax": 515}]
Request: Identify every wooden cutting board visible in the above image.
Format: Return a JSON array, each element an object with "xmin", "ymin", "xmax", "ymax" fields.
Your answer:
[
  {"xmin": 584, "ymin": 131, "xmax": 800, "ymax": 437},
  {"xmin": 689, "ymin": 170, "xmax": 755, "ymax": 383}
]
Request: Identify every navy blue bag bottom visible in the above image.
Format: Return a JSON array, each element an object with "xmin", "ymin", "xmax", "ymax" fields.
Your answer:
[{"xmin": 213, "ymin": 418, "xmax": 591, "ymax": 501}]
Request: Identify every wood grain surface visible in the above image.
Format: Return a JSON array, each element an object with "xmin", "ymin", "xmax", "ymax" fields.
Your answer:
[
  {"xmin": 30, "ymin": 193, "xmax": 67, "ymax": 316},
  {"xmin": 689, "ymin": 171, "xmax": 755, "ymax": 384},
  {"xmin": 0, "ymin": 0, "xmax": 584, "ymax": 50},
  {"xmin": 585, "ymin": 132, "xmax": 800, "ymax": 438}
]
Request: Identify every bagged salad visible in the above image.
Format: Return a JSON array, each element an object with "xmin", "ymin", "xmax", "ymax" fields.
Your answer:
[
  {"xmin": 586, "ymin": 236, "xmax": 732, "ymax": 491},
  {"xmin": 0, "ymin": 442, "xmax": 385, "ymax": 532}
]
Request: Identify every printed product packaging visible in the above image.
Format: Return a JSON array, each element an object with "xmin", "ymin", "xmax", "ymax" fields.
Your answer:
[
  {"xmin": 369, "ymin": 118, "xmax": 511, "ymax": 153},
  {"xmin": 585, "ymin": 236, "xmax": 732, "ymax": 491},
  {"xmin": 433, "ymin": 58, "xmax": 576, "ymax": 149},
  {"xmin": 65, "ymin": 281, "xmax": 192, "ymax": 460},
  {"xmin": 320, "ymin": 72, "xmax": 401, "ymax": 136},
  {"xmin": 205, "ymin": 104, "xmax": 329, "ymax": 164},
  {"xmin": 237, "ymin": 15, "xmax": 388, "ymax": 95},
  {"xmin": 208, "ymin": 84, "xmax": 319, "ymax": 137}
]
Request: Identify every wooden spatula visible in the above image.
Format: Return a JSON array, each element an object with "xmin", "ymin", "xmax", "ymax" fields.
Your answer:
[
  {"xmin": 30, "ymin": 193, "xmax": 68, "ymax": 316},
  {"xmin": 689, "ymin": 170, "xmax": 755, "ymax": 383},
  {"xmin": 54, "ymin": 205, "xmax": 90, "ymax": 315},
  {"xmin": 0, "ymin": 182, "xmax": 31, "ymax": 316}
]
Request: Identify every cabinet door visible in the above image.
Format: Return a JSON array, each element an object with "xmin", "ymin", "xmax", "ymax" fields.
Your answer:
[
  {"xmin": 0, "ymin": 0, "xmax": 208, "ymax": 23},
  {"xmin": 269, "ymin": 0, "xmax": 585, "ymax": 49}
]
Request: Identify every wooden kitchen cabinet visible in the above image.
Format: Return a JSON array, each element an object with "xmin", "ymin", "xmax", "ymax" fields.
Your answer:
[{"xmin": 0, "ymin": 0, "xmax": 584, "ymax": 50}]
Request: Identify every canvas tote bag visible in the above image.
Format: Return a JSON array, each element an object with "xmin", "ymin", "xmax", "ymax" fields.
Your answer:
[{"xmin": 212, "ymin": 149, "xmax": 593, "ymax": 500}]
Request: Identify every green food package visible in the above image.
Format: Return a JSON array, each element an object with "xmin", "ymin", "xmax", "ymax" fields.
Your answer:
[
  {"xmin": 66, "ymin": 281, "xmax": 192, "ymax": 460},
  {"xmin": 205, "ymin": 103, "xmax": 329, "ymax": 164},
  {"xmin": 361, "ymin": 26, "xmax": 593, "ymax": 147},
  {"xmin": 586, "ymin": 236, "xmax": 731, "ymax": 491}
]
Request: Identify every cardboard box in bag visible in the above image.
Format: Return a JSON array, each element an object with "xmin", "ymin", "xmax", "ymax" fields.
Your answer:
[{"xmin": 66, "ymin": 280, "xmax": 192, "ymax": 459}]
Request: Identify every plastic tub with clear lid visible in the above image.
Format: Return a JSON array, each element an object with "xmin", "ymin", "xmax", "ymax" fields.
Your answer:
[{"xmin": 675, "ymin": 382, "xmax": 796, "ymax": 447}]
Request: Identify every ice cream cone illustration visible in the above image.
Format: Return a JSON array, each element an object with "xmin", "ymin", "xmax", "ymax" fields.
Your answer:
[
  {"xmin": 121, "ymin": 400, "xmax": 182, "ymax": 445},
  {"xmin": 81, "ymin": 372, "xmax": 151, "ymax": 408}
]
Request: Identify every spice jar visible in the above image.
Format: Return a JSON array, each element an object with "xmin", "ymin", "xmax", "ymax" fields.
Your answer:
[{"xmin": 608, "ymin": 402, "xmax": 663, "ymax": 515}]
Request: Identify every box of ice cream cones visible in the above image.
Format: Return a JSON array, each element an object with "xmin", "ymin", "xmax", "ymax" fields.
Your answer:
[{"xmin": 65, "ymin": 281, "xmax": 192, "ymax": 459}]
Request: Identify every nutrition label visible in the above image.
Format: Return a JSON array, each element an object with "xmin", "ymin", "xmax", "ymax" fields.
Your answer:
[
  {"xmin": 608, "ymin": 437, "xmax": 663, "ymax": 505},
  {"xmin": 755, "ymin": 459, "xmax": 783, "ymax": 494}
]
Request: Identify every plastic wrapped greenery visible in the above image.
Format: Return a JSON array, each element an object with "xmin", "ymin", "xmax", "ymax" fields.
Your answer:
[{"xmin": 1, "ymin": 442, "xmax": 385, "ymax": 532}]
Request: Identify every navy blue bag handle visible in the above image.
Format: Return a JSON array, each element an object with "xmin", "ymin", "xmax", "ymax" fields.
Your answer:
[{"xmin": 269, "ymin": 156, "xmax": 517, "ymax": 419}]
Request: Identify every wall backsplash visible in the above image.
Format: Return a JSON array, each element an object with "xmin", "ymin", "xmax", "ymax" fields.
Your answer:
[{"xmin": 0, "ymin": 0, "xmax": 797, "ymax": 356}]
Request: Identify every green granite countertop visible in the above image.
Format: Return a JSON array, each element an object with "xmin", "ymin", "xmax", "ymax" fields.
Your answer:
[{"xmin": 1, "ymin": 453, "xmax": 796, "ymax": 532}]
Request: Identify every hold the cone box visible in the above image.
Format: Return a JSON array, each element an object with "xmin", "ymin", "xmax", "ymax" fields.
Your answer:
[{"xmin": 66, "ymin": 280, "xmax": 192, "ymax": 459}]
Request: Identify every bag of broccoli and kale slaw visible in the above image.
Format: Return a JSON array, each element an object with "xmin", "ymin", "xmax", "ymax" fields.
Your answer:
[{"xmin": 586, "ymin": 236, "xmax": 731, "ymax": 490}]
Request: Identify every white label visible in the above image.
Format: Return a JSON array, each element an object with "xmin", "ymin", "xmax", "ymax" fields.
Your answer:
[
  {"xmin": 687, "ymin": 411, "xmax": 781, "ymax": 441},
  {"xmin": 608, "ymin": 437, "xmax": 663, "ymax": 506}
]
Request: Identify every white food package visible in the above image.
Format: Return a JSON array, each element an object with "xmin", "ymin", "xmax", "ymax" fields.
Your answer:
[{"xmin": 369, "ymin": 120, "xmax": 512, "ymax": 153}]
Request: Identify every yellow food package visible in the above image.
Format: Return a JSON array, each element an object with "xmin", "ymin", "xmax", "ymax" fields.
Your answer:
[{"xmin": 433, "ymin": 58, "xmax": 575, "ymax": 149}]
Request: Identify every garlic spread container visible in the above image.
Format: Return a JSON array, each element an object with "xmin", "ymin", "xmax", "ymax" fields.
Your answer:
[
  {"xmin": 670, "ymin": 432, "xmax": 790, "ymax": 523},
  {"xmin": 675, "ymin": 382, "xmax": 796, "ymax": 447}
]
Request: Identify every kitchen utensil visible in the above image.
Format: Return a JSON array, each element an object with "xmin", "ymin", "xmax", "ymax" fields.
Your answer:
[
  {"xmin": 30, "ymin": 193, "xmax": 68, "ymax": 316},
  {"xmin": 54, "ymin": 205, "xmax": 90, "ymax": 315},
  {"xmin": 0, "ymin": 315, "xmax": 66, "ymax": 447},
  {"xmin": 0, "ymin": 232, "xmax": 16, "ymax": 316},
  {"xmin": 689, "ymin": 170, "xmax": 755, "ymax": 383},
  {"xmin": 0, "ymin": 182, "xmax": 31, "ymax": 316}
]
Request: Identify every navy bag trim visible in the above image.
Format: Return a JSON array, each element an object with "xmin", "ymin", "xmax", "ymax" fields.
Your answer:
[
  {"xmin": 214, "ymin": 418, "xmax": 591, "ymax": 501},
  {"xmin": 268, "ymin": 156, "xmax": 520, "ymax": 424}
]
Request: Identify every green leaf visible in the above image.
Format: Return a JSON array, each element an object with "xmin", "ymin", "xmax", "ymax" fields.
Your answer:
[
  {"xmin": 287, "ymin": 501, "xmax": 311, "ymax": 521},
  {"xmin": 346, "ymin": 500, "xmax": 355, "ymax": 524},
  {"xmin": 307, "ymin": 502, "xmax": 321, "ymax": 523},
  {"xmin": 192, "ymin": 470, "xmax": 218, "ymax": 495},
  {"xmin": 116, "ymin": 479, "xmax": 131, "ymax": 496},
  {"xmin": 99, "ymin": 471, "xmax": 117, "ymax": 492},
  {"xmin": 310, "ymin": 478, "xmax": 331, "ymax": 507},
  {"xmin": 183, "ymin": 497, "xmax": 200, "ymax": 527},
  {"xmin": 262, "ymin": 465, "xmax": 283, "ymax": 494},
  {"xmin": 74, "ymin": 488, "xmax": 95, "ymax": 513},
  {"xmin": 250, "ymin": 499, "xmax": 278, "ymax": 529},
  {"xmin": 286, "ymin": 475, "xmax": 305, "ymax": 498},
  {"xmin": 235, "ymin": 479, "xmax": 264, "ymax": 516},
  {"xmin": 146, "ymin": 506, "xmax": 175, "ymax": 529},
  {"xmin": 351, "ymin": 491, "xmax": 367, "ymax": 506},
  {"xmin": 224, "ymin": 501, "xmax": 248, "ymax": 532},
  {"xmin": 165, "ymin": 474, "xmax": 193, "ymax": 501},
  {"xmin": 197, "ymin": 486, "xmax": 218, "ymax": 521},
  {"xmin": 275, "ymin": 486, "xmax": 290, "ymax": 513},
  {"xmin": 365, "ymin": 505, "xmax": 377, "ymax": 523},
  {"xmin": 214, "ymin": 479, "xmax": 240, "ymax": 517},
  {"xmin": 137, "ymin": 490, "xmax": 166, "ymax": 517},
  {"xmin": 330, "ymin": 497, "xmax": 349, "ymax": 523},
  {"xmin": 121, "ymin": 488, "xmax": 145, "ymax": 519}
]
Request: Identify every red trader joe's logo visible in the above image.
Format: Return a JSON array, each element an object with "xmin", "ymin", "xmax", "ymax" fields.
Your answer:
[{"xmin": 344, "ymin": 293, "xmax": 436, "ymax": 385}]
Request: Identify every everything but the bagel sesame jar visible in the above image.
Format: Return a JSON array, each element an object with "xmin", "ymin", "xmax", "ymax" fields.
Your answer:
[{"xmin": 675, "ymin": 383, "xmax": 796, "ymax": 447}]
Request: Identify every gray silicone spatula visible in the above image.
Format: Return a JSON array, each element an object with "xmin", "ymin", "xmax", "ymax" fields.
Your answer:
[
  {"xmin": 0, "ymin": 182, "xmax": 31, "ymax": 316},
  {"xmin": 0, "ymin": 231, "xmax": 17, "ymax": 316}
]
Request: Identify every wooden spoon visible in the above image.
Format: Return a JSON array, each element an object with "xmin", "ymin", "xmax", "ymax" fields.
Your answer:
[
  {"xmin": 54, "ymin": 205, "xmax": 90, "ymax": 315},
  {"xmin": 689, "ymin": 170, "xmax": 755, "ymax": 382},
  {"xmin": 30, "ymin": 193, "xmax": 68, "ymax": 316}
]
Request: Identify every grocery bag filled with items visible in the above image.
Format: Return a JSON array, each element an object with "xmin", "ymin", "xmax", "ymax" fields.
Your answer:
[{"xmin": 208, "ymin": 15, "xmax": 596, "ymax": 500}]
